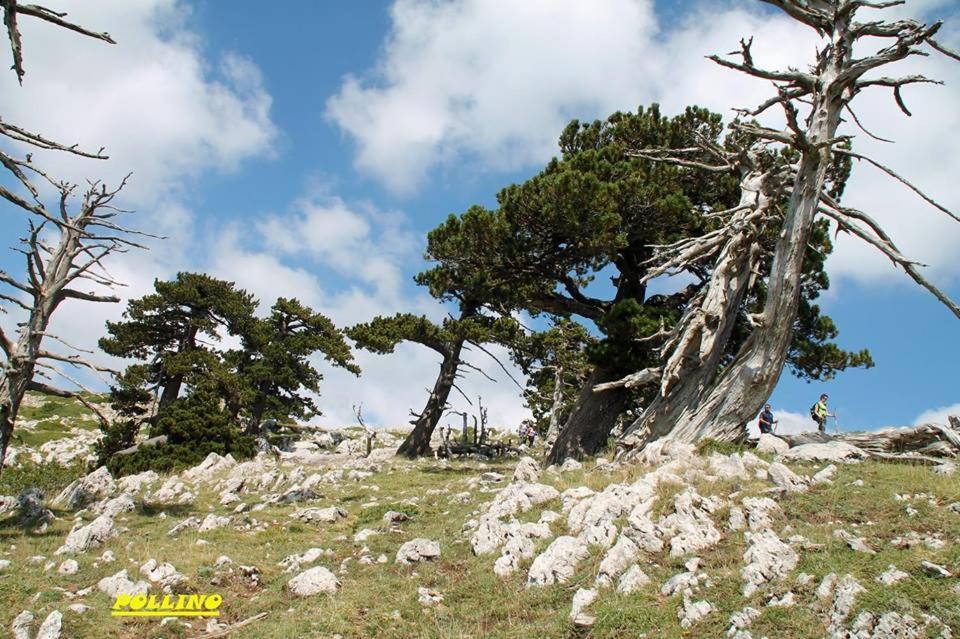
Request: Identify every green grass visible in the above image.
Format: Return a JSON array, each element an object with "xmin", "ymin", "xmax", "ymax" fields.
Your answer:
[{"xmin": 1, "ymin": 407, "xmax": 958, "ymax": 638}]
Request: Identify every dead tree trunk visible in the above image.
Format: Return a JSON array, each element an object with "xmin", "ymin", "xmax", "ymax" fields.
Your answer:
[
  {"xmin": 396, "ymin": 338, "xmax": 465, "ymax": 458},
  {"xmin": 613, "ymin": 1, "xmax": 960, "ymax": 454},
  {"xmin": 547, "ymin": 365, "xmax": 630, "ymax": 463},
  {"xmin": 0, "ymin": 3, "xmax": 138, "ymax": 471},
  {"xmin": 541, "ymin": 364, "xmax": 565, "ymax": 446}
]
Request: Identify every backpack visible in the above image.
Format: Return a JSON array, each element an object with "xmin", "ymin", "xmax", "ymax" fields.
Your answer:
[{"xmin": 809, "ymin": 403, "xmax": 818, "ymax": 419}]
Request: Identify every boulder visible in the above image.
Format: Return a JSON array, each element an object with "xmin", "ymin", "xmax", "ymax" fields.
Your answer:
[
  {"xmin": 291, "ymin": 506, "xmax": 347, "ymax": 524},
  {"xmin": 512, "ymin": 457, "xmax": 540, "ymax": 483},
  {"xmin": 53, "ymin": 466, "xmax": 115, "ymax": 510},
  {"xmin": 527, "ymin": 536, "xmax": 590, "ymax": 587},
  {"xmin": 779, "ymin": 441, "xmax": 867, "ymax": 463},
  {"xmin": 757, "ymin": 434, "xmax": 789, "ymax": 454},
  {"xmin": 616, "ymin": 564, "xmax": 651, "ymax": 594},
  {"xmin": 287, "ymin": 566, "xmax": 340, "ymax": 596},
  {"xmin": 56, "ymin": 513, "xmax": 117, "ymax": 554},
  {"xmin": 97, "ymin": 569, "xmax": 150, "ymax": 598},
  {"xmin": 12, "ymin": 610, "xmax": 34, "ymax": 639},
  {"xmin": 741, "ymin": 529, "xmax": 798, "ymax": 596},
  {"xmin": 36, "ymin": 610, "xmax": 62, "ymax": 639},
  {"xmin": 396, "ymin": 538, "xmax": 441, "ymax": 564}
]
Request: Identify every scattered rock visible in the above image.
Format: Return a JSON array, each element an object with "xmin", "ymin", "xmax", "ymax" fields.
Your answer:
[
  {"xmin": 569, "ymin": 587, "xmax": 597, "ymax": 627},
  {"xmin": 616, "ymin": 564, "xmax": 651, "ymax": 594},
  {"xmin": 512, "ymin": 457, "xmax": 540, "ymax": 483},
  {"xmin": 811, "ymin": 464, "xmax": 837, "ymax": 485},
  {"xmin": 382, "ymin": 510, "xmax": 409, "ymax": 524},
  {"xmin": 57, "ymin": 559, "xmax": 79, "ymax": 575},
  {"xmin": 757, "ymin": 434, "xmax": 789, "ymax": 454},
  {"xmin": 53, "ymin": 466, "xmax": 115, "ymax": 510},
  {"xmin": 559, "ymin": 458, "xmax": 583, "ymax": 472},
  {"xmin": 167, "ymin": 516, "xmax": 201, "ymax": 537},
  {"xmin": 779, "ymin": 441, "xmax": 866, "ymax": 463},
  {"xmin": 12, "ymin": 610, "xmax": 34, "ymax": 639},
  {"xmin": 827, "ymin": 574, "xmax": 864, "ymax": 635},
  {"xmin": 845, "ymin": 536, "xmax": 876, "ymax": 555},
  {"xmin": 291, "ymin": 506, "xmax": 347, "ymax": 524},
  {"xmin": 595, "ymin": 535, "xmax": 639, "ymax": 588},
  {"xmin": 97, "ymin": 569, "xmax": 149, "ymax": 598},
  {"xmin": 767, "ymin": 463, "xmax": 808, "ymax": 492},
  {"xmin": 56, "ymin": 513, "xmax": 118, "ymax": 554},
  {"xmin": 417, "ymin": 586, "xmax": 444, "ymax": 606},
  {"xmin": 741, "ymin": 529, "xmax": 798, "ymax": 596},
  {"xmin": 678, "ymin": 594, "xmax": 713, "ymax": 629},
  {"xmin": 876, "ymin": 565, "xmax": 909, "ymax": 585},
  {"xmin": 920, "ymin": 560, "xmax": 952, "ymax": 578},
  {"xmin": 36, "ymin": 610, "xmax": 62, "ymax": 639},
  {"xmin": 287, "ymin": 566, "xmax": 340, "ymax": 596},
  {"xmin": 527, "ymin": 536, "xmax": 590, "ymax": 586},
  {"xmin": 396, "ymin": 538, "xmax": 441, "ymax": 564}
]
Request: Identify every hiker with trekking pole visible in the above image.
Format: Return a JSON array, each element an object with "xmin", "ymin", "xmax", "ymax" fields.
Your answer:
[
  {"xmin": 758, "ymin": 403, "xmax": 778, "ymax": 435},
  {"xmin": 810, "ymin": 393, "xmax": 838, "ymax": 433}
]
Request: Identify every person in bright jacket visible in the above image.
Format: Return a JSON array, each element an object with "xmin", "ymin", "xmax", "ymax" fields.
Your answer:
[{"xmin": 811, "ymin": 394, "xmax": 834, "ymax": 433}]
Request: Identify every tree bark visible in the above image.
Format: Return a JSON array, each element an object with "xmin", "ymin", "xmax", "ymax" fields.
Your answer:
[
  {"xmin": 547, "ymin": 365, "xmax": 630, "ymax": 464},
  {"xmin": 396, "ymin": 339, "xmax": 465, "ymax": 458},
  {"xmin": 543, "ymin": 365, "xmax": 564, "ymax": 446}
]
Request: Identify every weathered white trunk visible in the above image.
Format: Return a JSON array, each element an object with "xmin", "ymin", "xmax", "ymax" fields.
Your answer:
[
  {"xmin": 623, "ymin": 16, "xmax": 852, "ymax": 450},
  {"xmin": 0, "ymin": 225, "xmax": 86, "ymax": 468},
  {"xmin": 543, "ymin": 365, "xmax": 564, "ymax": 446},
  {"xmin": 619, "ymin": 168, "xmax": 771, "ymax": 448}
]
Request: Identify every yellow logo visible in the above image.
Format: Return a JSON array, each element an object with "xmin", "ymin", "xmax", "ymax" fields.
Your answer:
[{"xmin": 111, "ymin": 593, "xmax": 222, "ymax": 617}]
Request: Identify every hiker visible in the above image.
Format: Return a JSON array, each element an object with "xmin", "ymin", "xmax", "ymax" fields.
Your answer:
[
  {"xmin": 811, "ymin": 393, "xmax": 834, "ymax": 433},
  {"xmin": 758, "ymin": 403, "xmax": 777, "ymax": 434},
  {"xmin": 525, "ymin": 423, "xmax": 536, "ymax": 447}
]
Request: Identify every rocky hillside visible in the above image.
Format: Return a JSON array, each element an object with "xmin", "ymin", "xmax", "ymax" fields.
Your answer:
[{"xmin": 1, "ymin": 423, "xmax": 958, "ymax": 638}]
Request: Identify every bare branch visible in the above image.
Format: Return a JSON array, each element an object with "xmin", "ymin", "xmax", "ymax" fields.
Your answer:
[
  {"xmin": 835, "ymin": 148, "xmax": 960, "ymax": 223},
  {"xmin": 594, "ymin": 367, "xmax": 662, "ymax": 392},
  {"xmin": 928, "ymin": 37, "xmax": 960, "ymax": 62},
  {"xmin": 819, "ymin": 203, "xmax": 960, "ymax": 320}
]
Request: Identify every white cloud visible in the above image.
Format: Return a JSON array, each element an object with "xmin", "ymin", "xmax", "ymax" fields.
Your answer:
[
  {"xmin": 326, "ymin": 0, "xmax": 659, "ymax": 194},
  {"xmin": 914, "ymin": 402, "xmax": 960, "ymax": 426},
  {"xmin": 0, "ymin": 0, "xmax": 277, "ymax": 205},
  {"xmin": 328, "ymin": 0, "xmax": 960, "ymax": 288}
]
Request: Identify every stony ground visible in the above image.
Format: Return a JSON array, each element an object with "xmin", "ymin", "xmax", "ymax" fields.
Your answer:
[{"xmin": 1, "ymin": 411, "xmax": 958, "ymax": 638}]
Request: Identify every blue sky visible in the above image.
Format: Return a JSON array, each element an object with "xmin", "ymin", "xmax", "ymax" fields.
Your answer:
[{"xmin": 1, "ymin": 0, "xmax": 958, "ymax": 432}]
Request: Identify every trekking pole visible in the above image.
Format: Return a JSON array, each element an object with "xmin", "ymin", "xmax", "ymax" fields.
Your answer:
[{"xmin": 833, "ymin": 410, "xmax": 841, "ymax": 434}]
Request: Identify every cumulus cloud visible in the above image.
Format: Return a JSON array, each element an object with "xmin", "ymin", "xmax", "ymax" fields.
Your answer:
[
  {"xmin": 327, "ymin": 0, "xmax": 960, "ymax": 287},
  {"xmin": 0, "ymin": 0, "xmax": 277, "ymax": 204},
  {"xmin": 913, "ymin": 402, "xmax": 960, "ymax": 426}
]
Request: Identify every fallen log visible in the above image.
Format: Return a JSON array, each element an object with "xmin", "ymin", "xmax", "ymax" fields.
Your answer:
[{"xmin": 190, "ymin": 613, "xmax": 267, "ymax": 638}]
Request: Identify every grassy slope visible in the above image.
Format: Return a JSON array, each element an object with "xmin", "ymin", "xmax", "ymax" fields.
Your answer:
[{"xmin": 0, "ymin": 432, "xmax": 957, "ymax": 637}]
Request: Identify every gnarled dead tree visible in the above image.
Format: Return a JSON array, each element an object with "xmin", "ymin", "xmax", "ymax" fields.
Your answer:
[
  {"xmin": 611, "ymin": 1, "xmax": 960, "ymax": 455},
  {"xmin": 0, "ymin": 2, "xmax": 149, "ymax": 471}
]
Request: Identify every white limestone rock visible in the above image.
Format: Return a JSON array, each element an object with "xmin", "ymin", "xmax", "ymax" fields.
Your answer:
[
  {"xmin": 595, "ymin": 534, "xmax": 639, "ymax": 589},
  {"xmin": 512, "ymin": 457, "xmax": 540, "ymax": 483},
  {"xmin": 198, "ymin": 514, "xmax": 230, "ymax": 532},
  {"xmin": 292, "ymin": 506, "xmax": 347, "ymax": 524},
  {"xmin": 741, "ymin": 529, "xmax": 798, "ymax": 597},
  {"xmin": 56, "ymin": 513, "xmax": 118, "ymax": 554},
  {"xmin": 117, "ymin": 471, "xmax": 159, "ymax": 494},
  {"xmin": 417, "ymin": 587, "xmax": 444, "ymax": 606},
  {"xmin": 97, "ymin": 569, "xmax": 150, "ymax": 598},
  {"xmin": 616, "ymin": 564, "xmax": 651, "ymax": 594},
  {"xmin": 12, "ymin": 610, "xmax": 34, "ymax": 639},
  {"xmin": 287, "ymin": 566, "xmax": 340, "ymax": 596},
  {"xmin": 779, "ymin": 441, "xmax": 866, "ymax": 463},
  {"xmin": 396, "ymin": 538, "xmax": 441, "ymax": 564},
  {"xmin": 54, "ymin": 466, "xmax": 115, "ymax": 510},
  {"xmin": 767, "ymin": 462, "xmax": 808, "ymax": 493},
  {"xmin": 757, "ymin": 434, "xmax": 789, "ymax": 454},
  {"xmin": 57, "ymin": 559, "xmax": 79, "ymax": 575},
  {"xmin": 527, "ymin": 536, "xmax": 590, "ymax": 587},
  {"xmin": 876, "ymin": 565, "xmax": 909, "ymax": 586},
  {"xmin": 570, "ymin": 587, "xmax": 598, "ymax": 627}
]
